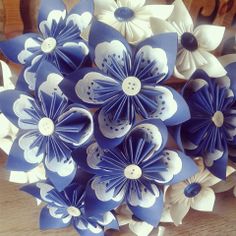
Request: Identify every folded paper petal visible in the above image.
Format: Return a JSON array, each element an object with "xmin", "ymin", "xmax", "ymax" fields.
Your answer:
[
  {"xmin": 170, "ymin": 200, "xmax": 190, "ymax": 225},
  {"xmin": 74, "ymin": 220, "xmax": 104, "ymax": 236},
  {"xmin": 94, "ymin": 0, "xmax": 118, "ymax": 16},
  {"xmin": 129, "ymin": 220, "xmax": 154, "ymax": 236},
  {"xmin": 150, "ymin": 18, "xmax": 177, "ymax": 35},
  {"xmin": 85, "ymin": 177, "xmax": 125, "ymax": 216},
  {"xmin": 98, "ymin": 212, "xmax": 119, "ymax": 231},
  {"xmin": 127, "ymin": 184, "xmax": 163, "ymax": 226},
  {"xmin": 117, "ymin": 0, "xmax": 145, "ymax": 9}
]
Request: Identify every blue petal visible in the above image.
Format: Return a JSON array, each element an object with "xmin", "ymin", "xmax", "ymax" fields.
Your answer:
[
  {"xmin": 40, "ymin": 206, "xmax": 71, "ymax": 230},
  {"xmin": 38, "ymin": 0, "xmax": 66, "ymax": 29},
  {"xmin": 74, "ymin": 220, "xmax": 104, "ymax": 236},
  {"xmin": 225, "ymin": 62, "xmax": 236, "ymax": 95},
  {"xmin": 0, "ymin": 33, "xmax": 40, "ymax": 64},
  {"xmin": 84, "ymin": 178, "xmax": 125, "ymax": 217},
  {"xmin": 0, "ymin": 90, "xmax": 37, "ymax": 128},
  {"xmin": 7, "ymin": 132, "xmax": 45, "ymax": 171},
  {"xmin": 16, "ymin": 67, "xmax": 34, "ymax": 93},
  {"xmin": 94, "ymin": 109, "xmax": 133, "ymax": 149},
  {"xmin": 135, "ymin": 33, "xmax": 178, "ymax": 82},
  {"xmin": 127, "ymin": 184, "xmax": 163, "ymax": 227}
]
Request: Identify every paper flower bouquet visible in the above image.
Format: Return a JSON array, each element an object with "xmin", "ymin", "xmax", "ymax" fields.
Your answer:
[{"xmin": 1, "ymin": 0, "xmax": 236, "ymax": 235}]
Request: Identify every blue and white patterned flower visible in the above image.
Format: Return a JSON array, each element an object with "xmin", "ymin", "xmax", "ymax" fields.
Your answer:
[
  {"xmin": 94, "ymin": 0, "xmax": 174, "ymax": 44},
  {"xmin": 60, "ymin": 21, "xmax": 190, "ymax": 148},
  {"xmin": 0, "ymin": 0, "xmax": 93, "ymax": 91},
  {"xmin": 165, "ymin": 158, "xmax": 235, "ymax": 225},
  {"xmin": 0, "ymin": 62, "xmax": 94, "ymax": 191},
  {"xmin": 178, "ymin": 62, "xmax": 236, "ymax": 179},
  {"xmin": 21, "ymin": 182, "xmax": 118, "ymax": 236},
  {"xmin": 74, "ymin": 119, "xmax": 197, "ymax": 226},
  {"xmin": 151, "ymin": 0, "xmax": 226, "ymax": 79}
]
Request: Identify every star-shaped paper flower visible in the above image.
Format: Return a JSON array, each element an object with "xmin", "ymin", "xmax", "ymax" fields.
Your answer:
[
  {"xmin": 0, "ymin": 0, "xmax": 93, "ymax": 91},
  {"xmin": 74, "ymin": 119, "xmax": 197, "ymax": 226},
  {"xmin": 94, "ymin": 0, "xmax": 174, "ymax": 44},
  {"xmin": 151, "ymin": 0, "xmax": 226, "ymax": 79},
  {"xmin": 22, "ymin": 182, "xmax": 118, "ymax": 236},
  {"xmin": 165, "ymin": 158, "xmax": 235, "ymax": 225},
  {"xmin": 177, "ymin": 62, "xmax": 236, "ymax": 179},
  {"xmin": 0, "ymin": 62, "xmax": 94, "ymax": 191},
  {"xmin": 60, "ymin": 21, "xmax": 190, "ymax": 149}
]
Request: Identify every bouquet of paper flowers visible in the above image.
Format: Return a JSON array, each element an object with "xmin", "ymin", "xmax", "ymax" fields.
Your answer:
[{"xmin": 1, "ymin": 0, "xmax": 236, "ymax": 235}]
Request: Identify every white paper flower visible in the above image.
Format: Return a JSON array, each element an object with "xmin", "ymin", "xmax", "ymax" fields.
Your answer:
[
  {"xmin": 151, "ymin": 0, "xmax": 226, "ymax": 79},
  {"xmin": 165, "ymin": 158, "xmax": 235, "ymax": 225},
  {"xmin": 94, "ymin": 0, "xmax": 174, "ymax": 44}
]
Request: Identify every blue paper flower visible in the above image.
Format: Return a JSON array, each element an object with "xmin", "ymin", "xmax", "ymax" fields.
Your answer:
[
  {"xmin": 22, "ymin": 182, "xmax": 118, "ymax": 236},
  {"xmin": 0, "ymin": 62, "xmax": 94, "ymax": 191},
  {"xmin": 74, "ymin": 119, "xmax": 198, "ymax": 226},
  {"xmin": 0, "ymin": 0, "xmax": 93, "ymax": 91},
  {"xmin": 60, "ymin": 21, "xmax": 190, "ymax": 149},
  {"xmin": 178, "ymin": 66, "xmax": 236, "ymax": 179}
]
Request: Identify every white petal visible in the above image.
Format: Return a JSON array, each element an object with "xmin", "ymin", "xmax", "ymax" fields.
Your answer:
[
  {"xmin": 150, "ymin": 17, "xmax": 177, "ymax": 35},
  {"xmin": 213, "ymin": 172, "xmax": 236, "ymax": 193},
  {"xmin": 117, "ymin": 0, "xmax": 145, "ymax": 10},
  {"xmin": 0, "ymin": 60, "xmax": 15, "ymax": 89},
  {"xmin": 129, "ymin": 220, "xmax": 154, "ymax": 236},
  {"xmin": 9, "ymin": 171, "xmax": 28, "ymax": 184},
  {"xmin": 194, "ymin": 25, "xmax": 225, "ymax": 51},
  {"xmin": 94, "ymin": 0, "xmax": 117, "ymax": 15},
  {"xmin": 191, "ymin": 187, "xmax": 215, "ymax": 211}
]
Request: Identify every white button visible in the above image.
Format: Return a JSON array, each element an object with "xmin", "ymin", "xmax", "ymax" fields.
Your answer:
[
  {"xmin": 124, "ymin": 164, "xmax": 142, "ymax": 180},
  {"xmin": 67, "ymin": 206, "xmax": 81, "ymax": 217},
  {"xmin": 41, "ymin": 37, "xmax": 57, "ymax": 53},
  {"xmin": 212, "ymin": 111, "xmax": 224, "ymax": 127},
  {"xmin": 38, "ymin": 117, "xmax": 55, "ymax": 136},
  {"xmin": 122, "ymin": 76, "xmax": 141, "ymax": 96}
]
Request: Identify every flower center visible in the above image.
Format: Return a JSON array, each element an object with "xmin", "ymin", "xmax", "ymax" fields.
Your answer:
[
  {"xmin": 67, "ymin": 206, "xmax": 81, "ymax": 217},
  {"xmin": 41, "ymin": 37, "xmax": 57, "ymax": 53},
  {"xmin": 124, "ymin": 164, "xmax": 142, "ymax": 180},
  {"xmin": 212, "ymin": 111, "xmax": 224, "ymax": 128},
  {"xmin": 38, "ymin": 117, "xmax": 55, "ymax": 136},
  {"xmin": 181, "ymin": 32, "xmax": 198, "ymax": 51},
  {"xmin": 114, "ymin": 7, "xmax": 135, "ymax": 22},
  {"xmin": 122, "ymin": 76, "xmax": 141, "ymax": 96},
  {"xmin": 184, "ymin": 183, "xmax": 201, "ymax": 198}
]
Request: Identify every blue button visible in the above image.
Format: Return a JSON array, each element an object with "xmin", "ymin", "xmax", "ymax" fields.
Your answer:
[{"xmin": 114, "ymin": 7, "xmax": 135, "ymax": 22}]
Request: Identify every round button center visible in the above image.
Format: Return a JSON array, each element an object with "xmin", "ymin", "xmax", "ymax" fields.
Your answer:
[
  {"xmin": 67, "ymin": 206, "xmax": 81, "ymax": 217},
  {"xmin": 181, "ymin": 32, "xmax": 198, "ymax": 51},
  {"xmin": 184, "ymin": 183, "xmax": 201, "ymax": 198},
  {"xmin": 38, "ymin": 117, "xmax": 55, "ymax": 136},
  {"xmin": 122, "ymin": 76, "xmax": 141, "ymax": 96},
  {"xmin": 41, "ymin": 37, "xmax": 57, "ymax": 53},
  {"xmin": 124, "ymin": 164, "xmax": 142, "ymax": 180},
  {"xmin": 114, "ymin": 7, "xmax": 135, "ymax": 22},
  {"xmin": 212, "ymin": 111, "xmax": 224, "ymax": 127}
]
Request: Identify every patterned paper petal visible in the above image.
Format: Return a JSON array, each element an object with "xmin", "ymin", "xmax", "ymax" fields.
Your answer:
[
  {"xmin": 85, "ymin": 177, "xmax": 125, "ymax": 216},
  {"xmin": 38, "ymin": 0, "xmax": 66, "ymax": 33},
  {"xmin": 45, "ymin": 155, "xmax": 76, "ymax": 191},
  {"xmin": 224, "ymin": 61, "xmax": 236, "ymax": 96},
  {"xmin": 7, "ymin": 132, "xmax": 45, "ymax": 172},
  {"xmin": 127, "ymin": 184, "xmax": 163, "ymax": 226},
  {"xmin": 0, "ymin": 90, "xmax": 40, "ymax": 129},
  {"xmin": 56, "ymin": 105, "xmax": 93, "ymax": 147},
  {"xmin": 40, "ymin": 206, "xmax": 71, "ymax": 230},
  {"xmin": 74, "ymin": 220, "xmax": 104, "ymax": 236},
  {"xmin": 89, "ymin": 21, "xmax": 132, "ymax": 71},
  {"xmin": 94, "ymin": 109, "xmax": 133, "ymax": 149},
  {"xmin": 0, "ymin": 33, "xmax": 41, "ymax": 64},
  {"xmin": 148, "ymin": 86, "xmax": 190, "ymax": 126},
  {"xmin": 98, "ymin": 212, "xmax": 119, "ymax": 230},
  {"xmin": 157, "ymin": 150, "xmax": 198, "ymax": 185},
  {"xmin": 67, "ymin": 0, "xmax": 94, "ymax": 32}
]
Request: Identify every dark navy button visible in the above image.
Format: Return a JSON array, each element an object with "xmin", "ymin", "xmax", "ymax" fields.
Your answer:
[
  {"xmin": 114, "ymin": 7, "xmax": 135, "ymax": 22},
  {"xmin": 184, "ymin": 182, "xmax": 201, "ymax": 198},
  {"xmin": 181, "ymin": 32, "xmax": 198, "ymax": 51}
]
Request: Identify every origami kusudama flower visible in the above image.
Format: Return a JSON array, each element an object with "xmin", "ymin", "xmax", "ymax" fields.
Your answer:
[
  {"xmin": 22, "ymin": 182, "xmax": 118, "ymax": 236},
  {"xmin": 165, "ymin": 158, "xmax": 235, "ymax": 225},
  {"xmin": 94, "ymin": 0, "xmax": 174, "ymax": 44},
  {"xmin": 178, "ymin": 63, "xmax": 236, "ymax": 179},
  {"xmin": 0, "ymin": 0, "xmax": 93, "ymax": 91},
  {"xmin": 151, "ymin": 0, "xmax": 226, "ymax": 79},
  {"xmin": 61, "ymin": 21, "xmax": 190, "ymax": 148},
  {"xmin": 74, "ymin": 119, "xmax": 197, "ymax": 226},
  {"xmin": 0, "ymin": 60, "xmax": 18, "ymax": 154},
  {"xmin": 0, "ymin": 62, "xmax": 94, "ymax": 191}
]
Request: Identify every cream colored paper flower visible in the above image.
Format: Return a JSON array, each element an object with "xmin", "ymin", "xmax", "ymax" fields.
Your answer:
[
  {"xmin": 151, "ymin": 0, "xmax": 226, "ymax": 79},
  {"xmin": 165, "ymin": 158, "xmax": 234, "ymax": 225},
  {"xmin": 94, "ymin": 0, "xmax": 174, "ymax": 44}
]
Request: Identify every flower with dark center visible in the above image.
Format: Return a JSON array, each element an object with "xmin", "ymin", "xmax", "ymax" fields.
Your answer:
[
  {"xmin": 74, "ymin": 119, "xmax": 197, "ymax": 226},
  {"xmin": 0, "ymin": 0, "xmax": 93, "ymax": 91},
  {"xmin": 0, "ymin": 62, "xmax": 93, "ymax": 190},
  {"xmin": 60, "ymin": 21, "xmax": 190, "ymax": 149},
  {"xmin": 22, "ymin": 182, "xmax": 118, "ymax": 236}
]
